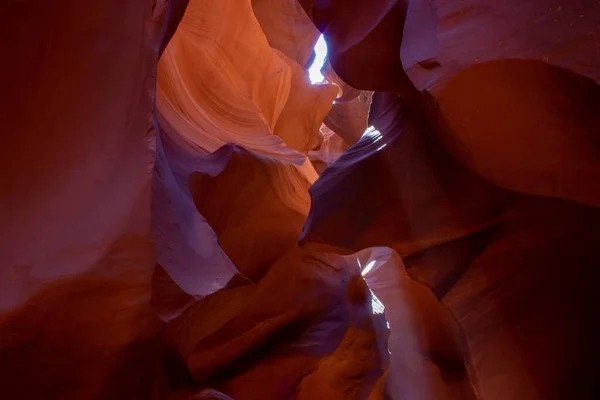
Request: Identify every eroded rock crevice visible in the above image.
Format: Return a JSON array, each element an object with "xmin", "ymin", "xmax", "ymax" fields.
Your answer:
[{"xmin": 1, "ymin": 0, "xmax": 599, "ymax": 399}]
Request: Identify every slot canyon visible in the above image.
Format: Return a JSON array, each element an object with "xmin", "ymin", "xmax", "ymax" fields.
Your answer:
[{"xmin": 1, "ymin": 0, "xmax": 600, "ymax": 399}]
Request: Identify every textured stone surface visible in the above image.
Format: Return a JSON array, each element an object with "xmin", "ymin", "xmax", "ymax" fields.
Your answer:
[
  {"xmin": 2, "ymin": 0, "xmax": 599, "ymax": 398},
  {"xmin": 324, "ymin": 91, "xmax": 372, "ymax": 145},
  {"xmin": 304, "ymin": 87, "xmax": 600, "ymax": 398},
  {"xmin": 153, "ymin": 0, "xmax": 337, "ymax": 296},
  {"xmin": 162, "ymin": 244, "xmax": 475, "ymax": 399},
  {"xmin": 252, "ymin": 0, "xmax": 320, "ymax": 67},
  {"xmin": 436, "ymin": 59, "xmax": 600, "ymax": 207},
  {"xmin": 0, "ymin": 0, "xmax": 187, "ymax": 398}
]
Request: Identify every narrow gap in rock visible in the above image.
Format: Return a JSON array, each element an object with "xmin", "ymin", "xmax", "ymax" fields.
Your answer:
[
  {"xmin": 358, "ymin": 258, "xmax": 393, "ymax": 363},
  {"xmin": 358, "ymin": 259, "xmax": 389, "ymax": 325},
  {"xmin": 308, "ymin": 34, "xmax": 328, "ymax": 84}
]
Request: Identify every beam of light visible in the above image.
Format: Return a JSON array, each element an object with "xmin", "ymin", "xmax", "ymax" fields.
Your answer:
[
  {"xmin": 362, "ymin": 126, "xmax": 382, "ymax": 139},
  {"xmin": 370, "ymin": 292, "xmax": 385, "ymax": 314},
  {"xmin": 361, "ymin": 260, "xmax": 377, "ymax": 276},
  {"xmin": 358, "ymin": 259, "xmax": 386, "ymax": 315},
  {"xmin": 361, "ymin": 127, "xmax": 387, "ymax": 151},
  {"xmin": 357, "ymin": 258, "xmax": 393, "ymax": 355},
  {"xmin": 308, "ymin": 34, "xmax": 328, "ymax": 84}
]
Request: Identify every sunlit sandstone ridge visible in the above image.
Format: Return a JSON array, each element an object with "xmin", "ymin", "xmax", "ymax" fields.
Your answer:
[{"xmin": 1, "ymin": 0, "xmax": 599, "ymax": 399}]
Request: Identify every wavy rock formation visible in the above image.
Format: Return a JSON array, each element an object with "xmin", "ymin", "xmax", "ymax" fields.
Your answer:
[
  {"xmin": 157, "ymin": 0, "xmax": 337, "ymax": 158},
  {"xmin": 160, "ymin": 244, "xmax": 475, "ymax": 399},
  {"xmin": 436, "ymin": 59, "xmax": 600, "ymax": 207},
  {"xmin": 322, "ymin": 58, "xmax": 362, "ymax": 102},
  {"xmin": 0, "ymin": 1, "xmax": 188, "ymax": 398},
  {"xmin": 359, "ymin": 247, "xmax": 476, "ymax": 400},
  {"xmin": 308, "ymin": 125, "xmax": 348, "ymax": 174},
  {"xmin": 154, "ymin": 0, "xmax": 338, "ymax": 295},
  {"xmin": 188, "ymin": 145, "xmax": 312, "ymax": 282},
  {"xmin": 304, "ymin": 84, "xmax": 600, "ymax": 398},
  {"xmin": 251, "ymin": 0, "xmax": 320, "ymax": 66},
  {"xmin": 273, "ymin": 51, "xmax": 340, "ymax": 153},
  {"xmin": 295, "ymin": 5, "xmax": 600, "ymax": 397},
  {"xmin": 172, "ymin": 245, "xmax": 385, "ymax": 399},
  {"xmin": 297, "ymin": 0, "xmax": 417, "ymax": 98},
  {"xmin": 404, "ymin": 0, "xmax": 600, "ymax": 91},
  {"xmin": 303, "ymin": 94, "xmax": 516, "ymax": 254},
  {"xmin": 3, "ymin": 0, "xmax": 600, "ymax": 399},
  {"xmin": 299, "ymin": 0, "xmax": 600, "ymax": 89},
  {"xmin": 324, "ymin": 90, "xmax": 373, "ymax": 145}
]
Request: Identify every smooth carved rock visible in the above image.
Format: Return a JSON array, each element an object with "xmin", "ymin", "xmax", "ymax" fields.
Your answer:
[
  {"xmin": 358, "ymin": 247, "xmax": 476, "ymax": 400},
  {"xmin": 324, "ymin": 90, "xmax": 373, "ymax": 145},
  {"xmin": 302, "ymin": 93, "xmax": 516, "ymax": 256},
  {"xmin": 157, "ymin": 13, "xmax": 294, "ymax": 160},
  {"xmin": 322, "ymin": 58, "xmax": 362, "ymax": 102},
  {"xmin": 160, "ymin": 0, "xmax": 290, "ymax": 134},
  {"xmin": 431, "ymin": 198, "xmax": 600, "ymax": 400},
  {"xmin": 153, "ymin": 125, "xmax": 315, "ymax": 296},
  {"xmin": 299, "ymin": 0, "xmax": 402, "ymax": 58},
  {"xmin": 299, "ymin": 0, "xmax": 600, "ymax": 110},
  {"xmin": 252, "ymin": 0, "xmax": 320, "ymax": 67},
  {"xmin": 151, "ymin": 263, "xmax": 199, "ymax": 323},
  {"xmin": 0, "ymin": 0, "xmax": 188, "ymax": 398},
  {"xmin": 166, "ymin": 245, "xmax": 382, "ymax": 399},
  {"xmin": 188, "ymin": 145, "xmax": 313, "ymax": 282},
  {"xmin": 399, "ymin": 195, "xmax": 600, "ymax": 399},
  {"xmin": 273, "ymin": 51, "xmax": 340, "ymax": 153},
  {"xmin": 303, "ymin": 89, "xmax": 600, "ymax": 398},
  {"xmin": 152, "ymin": 127, "xmax": 238, "ymax": 297},
  {"xmin": 308, "ymin": 126, "xmax": 349, "ymax": 174},
  {"xmin": 4, "ymin": 0, "xmax": 600, "ymax": 398},
  {"xmin": 157, "ymin": 0, "xmax": 337, "ymax": 158},
  {"xmin": 162, "ymin": 243, "xmax": 474, "ymax": 399},
  {"xmin": 298, "ymin": 0, "xmax": 418, "ymax": 100},
  {"xmin": 436, "ymin": 59, "xmax": 600, "ymax": 208},
  {"xmin": 154, "ymin": 116, "xmax": 316, "ymax": 293},
  {"xmin": 406, "ymin": 0, "xmax": 600, "ymax": 92},
  {"xmin": 154, "ymin": 0, "xmax": 338, "ymax": 295}
]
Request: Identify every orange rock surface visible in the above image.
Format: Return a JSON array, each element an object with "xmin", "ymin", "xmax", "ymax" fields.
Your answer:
[{"xmin": 1, "ymin": 0, "xmax": 599, "ymax": 399}]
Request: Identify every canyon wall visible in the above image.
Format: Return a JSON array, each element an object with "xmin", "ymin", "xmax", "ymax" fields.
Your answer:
[{"xmin": 1, "ymin": 0, "xmax": 599, "ymax": 399}]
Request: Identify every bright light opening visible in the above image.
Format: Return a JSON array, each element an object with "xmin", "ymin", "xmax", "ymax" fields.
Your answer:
[
  {"xmin": 361, "ymin": 260, "xmax": 377, "ymax": 276},
  {"xmin": 362, "ymin": 126, "xmax": 382, "ymax": 139},
  {"xmin": 361, "ymin": 126, "xmax": 387, "ymax": 151},
  {"xmin": 308, "ymin": 34, "xmax": 328, "ymax": 84},
  {"xmin": 370, "ymin": 292, "xmax": 385, "ymax": 314},
  {"xmin": 359, "ymin": 259, "xmax": 386, "ymax": 315},
  {"xmin": 358, "ymin": 258, "xmax": 391, "ymax": 355}
]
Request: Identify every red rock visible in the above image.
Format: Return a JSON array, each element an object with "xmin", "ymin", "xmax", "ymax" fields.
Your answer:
[
  {"xmin": 3, "ymin": 0, "xmax": 600, "ymax": 398},
  {"xmin": 0, "ymin": 1, "xmax": 181, "ymax": 397},
  {"xmin": 436, "ymin": 59, "xmax": 600, "ymax": 207}
]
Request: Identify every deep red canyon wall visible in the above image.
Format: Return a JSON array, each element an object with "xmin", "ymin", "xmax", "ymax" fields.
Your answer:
[{"xmin": 1, "ymin": 0, "xmax": 599, "ymax": 399}]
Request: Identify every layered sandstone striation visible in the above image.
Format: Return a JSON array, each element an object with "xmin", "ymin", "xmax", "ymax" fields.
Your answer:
[{"xmin": 1, "ymin": 0, "xmax": 599, "ymax": 399}]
